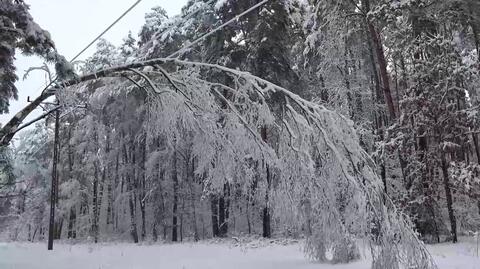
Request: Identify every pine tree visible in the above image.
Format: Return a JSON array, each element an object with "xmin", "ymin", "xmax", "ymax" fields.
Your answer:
[{"xmin": 0, "ymin": 0, "xmax": 73, "ymax": 113}]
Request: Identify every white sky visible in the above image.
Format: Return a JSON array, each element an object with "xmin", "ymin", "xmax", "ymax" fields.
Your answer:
[{"xmin": 0, "ymin": 0, "xmax": 187, "ymax": 125}]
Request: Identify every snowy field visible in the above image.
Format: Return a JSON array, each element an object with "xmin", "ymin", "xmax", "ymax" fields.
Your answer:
[{"xmin": 0, "ymin": 238, "xmax": 479, "ymax": 269}]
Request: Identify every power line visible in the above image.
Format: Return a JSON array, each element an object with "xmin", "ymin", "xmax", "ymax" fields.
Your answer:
[
  {"xmin": 40, "ymin": 0, "xmax": 143, "ymax": 95},
  {"xmin": 40, "ymin": 0, "xmax": 269, "ymax": 95},
  {"xmin": 70, "ymin": 0, "xmax": 143, "ymax": 62},
  {"xmin": 167, "ymin": 0, "xmax": 270, "ymax": 59}
]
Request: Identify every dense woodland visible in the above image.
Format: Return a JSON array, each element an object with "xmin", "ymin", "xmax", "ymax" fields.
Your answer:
[{"xmin": 1, "ymin": 0, "xmax": 480, "ymax": 268}]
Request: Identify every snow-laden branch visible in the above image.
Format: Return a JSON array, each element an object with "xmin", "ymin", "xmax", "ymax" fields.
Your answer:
[{"xmin": 0, "ymin": 57, "xmax": 437, "ymax": 269}]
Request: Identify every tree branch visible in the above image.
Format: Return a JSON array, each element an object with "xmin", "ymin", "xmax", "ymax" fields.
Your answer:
[
  {"xmin": 0, "ymin": 91, "xmax": 54, "ymax": 146},
  {"xmin": 0, "ymin": 57, "xmax": 339, "ymax": 146},
  {"xmin": 14, "ymin": 106, "xmax": 61, "ymax": 135}
]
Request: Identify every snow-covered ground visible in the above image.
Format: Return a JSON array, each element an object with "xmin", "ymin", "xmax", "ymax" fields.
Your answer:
[{"xmin": 0, "ymin": 237, "xmax": 479, "ymax": 269}]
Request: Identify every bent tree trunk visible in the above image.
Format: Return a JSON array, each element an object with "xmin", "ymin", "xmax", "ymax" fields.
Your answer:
[{"xmin": 0, "ymin": 92, "xmax": 53, "ymax": 146}]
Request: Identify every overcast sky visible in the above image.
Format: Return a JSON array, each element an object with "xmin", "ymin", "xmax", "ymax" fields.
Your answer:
[{"xmin": 0, "ymin": 0, "xmax": 187, "ymax": 126}]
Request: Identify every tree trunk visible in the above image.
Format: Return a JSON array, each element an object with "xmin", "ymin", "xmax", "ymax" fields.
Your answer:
[
  {"xmin": 66, "ymin": 128, "xmax": 76, "ymax": 239},
  {"xmin": 105, "ymin": 131, "xmax": 113, "ymax": 231},
  {"xmin": 180, "ymin": 197, "xmax": 184, "ymax": 242},
  {"xmin": 124, "ymin": 141, "xmax": 139, "ymax": 243},
  {"xmin": 152, "ymin": 171, "xmax": 165, "ymax": 242},
  {"xmin": 0, "ymin": 91, "xmax": 54, "ymax": 146},
  {"xmin": 171, "ymin": 142, "xmax": 179, "ymax": 242},
  {"xmin": 440, "ymin": 153, "xmax": 457, "ymax": 243},
  {"xmin": 153, "ymin": 168, "xmax": 165, "ymax": 242},
  {"xmin": 473, "ymin": 133, "xmax": 480, "ymax": 165},
  {"xmin": 472, "ymin": 133, "xmax": 480, "ymax": 216},
  {"xmin": 223, "ymin": 184, "xmax": 230, "ymax": 237},
  {"xmin": 114, "ymin": 152, "xmax": 120, "ymax": 232},
  {"xmin": 67, "ymin": 207, "xmax": 76, "ymax": 239},
  {"xmin": 218, "ymin": 185, "xmax": 229, "ymax": 237},
  {"xmin": 92, "ymin": 162, "xmax": 99, "ymax": 243},
  {"xmin": 362, "ymin": 11, "xmax": 390, "ymax": 194},
  {"xmin": 211, "ymin": 197, "xmax": 219, "ymax": 237},
  {"xmin": 363, "ymin": 0, "xmax": 396, "ymax": 121},
  {"xmin": 262, "ymin": 164, "xmax": 272, "ymax": 238},
  {"xmin": 189, "ymin": 159, "xmax": 199, "ymax": 241},
  {"xmin": 261, "ymin": 127, "xmax": 272, "ymax": 238},
  {"xmin": 368, "ymin": 25, "xmax": 396, "ymax": 120},
  {"xmin": 128, "ymin": 189, "xmax": 139, "ymax": 243},
  {"xmin": 54, "ymin": 218, "xmax": 63, "ymax": 240},
  {"xmin": 140, "ymin": 136, "xmax": 147, "ymax": 241},
  {"xmin": 262, "ymin": 205, "xmax": 271, "ymax": 238},
  {"xmin": 246, "ymin": 197, "xmax": 252, "ymax": 235}
]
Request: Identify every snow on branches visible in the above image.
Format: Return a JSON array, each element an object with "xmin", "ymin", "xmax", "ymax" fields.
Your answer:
[{"xmin": 38, "ymin": 57, "xmax": 437, "ymax": 268}]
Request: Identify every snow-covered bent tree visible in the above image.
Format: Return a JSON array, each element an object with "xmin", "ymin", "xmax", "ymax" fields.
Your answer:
[{"xmin": 0, "ymin": 58, "xmax": 436, "ymax": 269}]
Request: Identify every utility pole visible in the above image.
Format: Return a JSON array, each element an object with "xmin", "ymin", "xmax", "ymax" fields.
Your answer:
[{"xmin": 48, "ymin": 107, "xmax": 60, "ymax": 250}]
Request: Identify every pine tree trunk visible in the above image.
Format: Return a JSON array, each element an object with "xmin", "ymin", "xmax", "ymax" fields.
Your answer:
[
  {"xmin": 440, "ymin": 153, "xmax": 457, "ymax": 243},
  {"xmin": 92, "ymin": 162, "xmax": 99, "ymax": 243},
  {"xmin": 223, "ymin": 184, "xmax": 230, "ymax": 236},
  {"xmin": 180, "ymin": 197, "xmax": 184, "ymax": 242},
  {"xmin": 105, "ymin": 131, "xmax": 113, "ymax": 230},
  {"xmin": 218, "ymin": 195, "xmax": 226, "ymax": 237},
  {"xmin": 67, "ymin": 207, "xmax": 76, "ymax": 239},
  {"xmin": 363, "ymin": 0, "xmax": 396, "ymax": 121},
  {"xmin": 124, "ymin": 141, "xmax": 139, "ymax": 243},
  {"xmin": 246, "ymin": 197, "xmax": 252, "ymax": 235},
  {"xmin": 153, "ymin": 158, "xmax": 165, "ymax": 242},
  {"xmin": 67, "ymin": 129, "xmax": 76, "ymax": 239},
  {"xmin": 106, "ymin": 174, "xmax": 113, "ymax": 228},
  {"xmin": 393, "ymin": 60, "xmax": 401, "ymax": 114},
  {"xmin": 262, "ymin": 165, "xmax": 272, "ymax": 238},
  {"xmin": 140, "ymin": 188, "xmax": 146, "ymax": 241},
  {"xmin": 172, "ymin": 193, "xmax": 178, "ymax": 242},
  {"xmin": 152, "ymin": 169, "xmax": 165, "ymax": 242},
  {"xmin": 472, "ymin": 133, "xmax": 480, "ymax": 216},
  {"xmin": 261, "ymin": 127, "xmax": 272, "ymax": 238},
  {"xmin": 473, "ymin": 133, "xmax": 480, "ymax": 165},
  {"xmin": 54, "ymin": 219, "xmax": 63, "ymax": 240},
  {"xmin": 262, "ymin": 205, "xmax": 271, "ymax": 238},
  {"xmin": 152, "ymin": 224, "xmax": 158, "ymax": 242},
  {"xmin": 189, "ymin": 160, "xmax": 199, "ymax": 241},
  {"xmin": 114, "ymin": 152, "xmax": 120, "ymax": 232},
  {"xmin": 171, "ymin": 142, "xmax": 179, "ymax": 242},
  {"xmin": 211, "ymin": 197, "xmax": 219, "ymax": 237},
  {"xmin": 132, "ymin": 141, "xmax": 138, "ymax": 233},
  {"xmin": 128, "ymin": 190, "xmax": 139, "ymax": 243},
  {"xmin": 363, "ymin": 11, "xmax": 389, "ymax": 194},
  {"xmin": 139, "ymin": 136, "xmax": 147, "ymax": 241}
]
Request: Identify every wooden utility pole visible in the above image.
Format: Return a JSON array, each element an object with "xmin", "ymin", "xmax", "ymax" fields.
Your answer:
[{"xmin": 48, "ymin": 108, "xmax": 60, "ymax": 250}]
